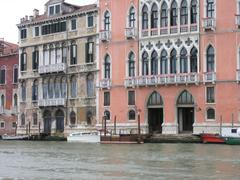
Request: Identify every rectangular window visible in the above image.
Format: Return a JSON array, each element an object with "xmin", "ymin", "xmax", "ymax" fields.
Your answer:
[
  {"xmin": 104, "ymin": 92, "xmax": 110, "ymax": 106},
  {"xmin": 71, "ymin": 19, "xmax": 77, "ymax": 30},
  {"xmin": 13, "ymin": 67, "xmax": 18, "ymax": 83},
  {"xmin": 41, "ymin": 21, "xmax": 66, "ymax": 35},
  {"xmin": 128, "ymin": 91, "xmax": 135, "ymax": 105},
  {"xmin": 0, "ymin": 69, "xmax": 5, "ymax": 84},
  {"xmin": 20, "ymin": 52, "xmax": 27, "ymax": 71},
  {"xmin": 32, "ymin": 50, "xmax": 39, "ymax": 70},
  {"xmin": 70, "ymin": 44, "xmax": 77, "ymax": 65},
  {"xmin": 20, "ymin": 29, "xmax": 27, "ymax": 39},
  {"xmin": 49, "ymin": 6, "xmax": 54, "ymax": 15},
  {"xmin": 35, "ymin": 27, "xmax": 39, "ymax": 37},
  {"xmin": 87, "ymin": 15, "xmax": 94, "ymax": 28},
  {"xmin": 85, "ymin": 42, "xmax": 94, "ymax": 63},
  {"xmin": 0, "ymin": 122, "xmax": 4, "ymax": 128},
  {"xmin": 206, "ymin": 87, "xmax": 215, "ymax": 103},
  {"xmin": 206, "ymin": 0, "xmax": 214, "ymax": 18},
  {"xmin": 55, "ymin": 5, "xmax": 60, "ymax": 14}
]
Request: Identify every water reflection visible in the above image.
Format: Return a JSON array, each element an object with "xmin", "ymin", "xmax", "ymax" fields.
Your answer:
[{"xmin": 0, "ymin": 142, "xmax": 239, "ymax": 179}]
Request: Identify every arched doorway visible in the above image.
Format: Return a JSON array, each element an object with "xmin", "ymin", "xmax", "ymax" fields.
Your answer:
[
  {"xmin": 147, "ymin": 91, "xmax": 164, "ymax": 134},
  {"xmin": 55, "ymin": 109, "xmax": 64, "ymax": 133},
  {"xmin": 43, "ymin": 110, "xmax": 51, "ymax": 134},
  {"xmin": 177, "ymin": 90, "xmax": 195, "ymax": 133}
]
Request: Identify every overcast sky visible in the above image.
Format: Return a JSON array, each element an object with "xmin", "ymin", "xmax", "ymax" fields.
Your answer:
[{"xmin": 0, "ymin": 0, "xmax": 96, "ymax": 44}]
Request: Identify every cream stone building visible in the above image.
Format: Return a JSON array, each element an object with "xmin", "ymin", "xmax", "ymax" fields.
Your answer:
[{"xmin": 17, "ymin": 0, "xmax": 98, "ymax": 136}]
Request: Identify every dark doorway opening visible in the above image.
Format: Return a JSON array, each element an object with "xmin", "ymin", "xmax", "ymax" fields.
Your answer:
[
  {"xmin": 43, "ymin": 110, "xmax": 51, "ymax": 135},
  {"xmin": 148, "ymin": 108, "xmax": 163, "ymax": 134},
  {"xmin": 178, "ymin": 107, "xmax": 194, "ymax": 133},
  {"xmin": 56, "ymin": 110, "xmax": 64, "ymax": 133}
]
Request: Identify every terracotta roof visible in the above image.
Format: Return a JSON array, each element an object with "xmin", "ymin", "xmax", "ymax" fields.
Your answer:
[{"xmin": 0, "ymin": 40, "xmax": 18, "ymax": 56}]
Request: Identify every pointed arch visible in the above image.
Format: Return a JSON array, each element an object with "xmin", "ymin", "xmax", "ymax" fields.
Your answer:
[
  {"xmin": 151, "ymin": 3, "xmax": 158, "ymax": 29},
  {"xmin": 177, "ymin": 90, "xmax": 194, "ymax": 105},
  {"xmin": 170, "ymin": 48, "xmax": 177, "ymax": 74},
  {"xmin": 160, "ymin": 49, "xmax": 168, "ymax": 74},
  {"xmin": 128, "ymin": 6, "xmax": 136, "ymax": 28},
  {"xmin": 161, "ymin": 1, "xmax": 168, "ymax": 27},
  {"xmin": 142, "ymin": 51, "xmax": 149, "ymax": 75},
  {"xmin": 191, "ymin": 0, "xmax": 197, "ymax": 24},
  {"xmin": 180, "ymin": 47, "xmax": 188, "ymax": 73},
  {"xmin": 104, "ymin": 54, "xmax": 111, "ymax": 79},
  {"xmin": 142, "ymin": 4, "xmax": 148, "ymax": 30},
  {"xmin": 180, "ymin": 0, "xmax": 188, "ymax": 25},
  {"xmin": 128, "ymin": 51, "xmax": 135, "ymax": 77},
  {"xmin": 206, "ymin": 45, "xmax": 215, "ymax": 72},
  {"xmin": 170, "ymin": 0, "xmax": 178, "ymax": 26},
  {"xmin": 190, "ymin": 46, "xmax": 198, "ymax": 72},
  {"xmin": 104, "ymin": 10, "xmax": 111, "ymax": 30},
  {"xmin": 147, "ymin": 91, "xmax": 164, "ymax": 107},
  {"xmin": 151, "ymin": 50, "xmax": 158, "ymax": 75}
]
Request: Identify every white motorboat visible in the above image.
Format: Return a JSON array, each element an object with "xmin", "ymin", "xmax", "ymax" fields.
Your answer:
[
  {"xmin": 67, "ymin": 131, "xmax": 100, "ymax": 143},
  {"xmin": 1, "ymin": 134, "xmax": 29, "ymax": 140},
  {"xmin": 221, "ymin": 127, "xmax": 240, "ymax": 138}
]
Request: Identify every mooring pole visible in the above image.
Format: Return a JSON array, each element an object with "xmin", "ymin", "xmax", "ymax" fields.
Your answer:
[
  {"xmin": 220, "ymin": 116, "xmax": 223, "ymax": 136},
  {"xmin": 104, "ymin": 115, "xmax": 107, "ymax": 137},
  {"xmin": 114, "ymin": 116, "xmax": 116, "ymax": 135},
  {"xmin": 232, "ymin": 113, "xmax": 234, "ymax": 128},
  {"xmin": 138, "ymin": 114, "xmax": 141, "ymax": 139}
]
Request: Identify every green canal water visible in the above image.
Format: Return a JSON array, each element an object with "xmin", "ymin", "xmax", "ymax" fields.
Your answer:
[{"xmin": 0, "ymin": 141, "xmax": 239, "ymax": 179}]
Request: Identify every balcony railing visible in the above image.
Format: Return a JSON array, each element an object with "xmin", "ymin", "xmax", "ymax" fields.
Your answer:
[
  {"xmin": 99, "ymin": 30, "xmax": 111, "ymax": 41},
  {"xmin": 125, "ymin": 28, "xmax": 136, "ymax": 39},
  {"xmin": 141, "ymin": 30, "xmax": 148, "ymax": 37},
  {"xmin": 125, "ymin": 73, "xmax": 199, "ymax": 87},
  {"xmin": 38, "ymin": 98, "xmax": 65, "ymax": 107},
  {"xmin": 203, "ymin": 18, "xmax": 216, "ymax": 30},
  {"xmin": 236, "ymin": 15, "xmax": 240, "ymax": 26},
  {"xmin": 39, "ymin": 63, "xmax": 66, "ymax": 74},
  {"xmin": 80, "ymin": 97, "xmax": 96, "ymax": 106},
  {"xmin": 99, "ymin": 79, "xmax": 111, "ymax": 89},
  {"xmin": 77, "ymin": 63, "xmax": 97, "ymax": 72},
  {"xmin": 151, "ymin": 28, "xmax": 158, "ymax": 36},
  {"xmin": 237, "ymin": 70, "xmax": 240, "ymax": 82},
  {"xmin": 203, "ymin": 72, "xmax": 216, "ymax": 83}
]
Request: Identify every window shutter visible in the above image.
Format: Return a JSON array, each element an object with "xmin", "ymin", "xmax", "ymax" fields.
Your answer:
[
  {"xmin": 85, "ymin": 43, "xmax": 89, "ymax": 63},
  {"xmin": 32, "ymin": 51, "xmax": 36, "ymax": 69}
]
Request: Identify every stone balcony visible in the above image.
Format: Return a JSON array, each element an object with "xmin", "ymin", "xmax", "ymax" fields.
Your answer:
[
  {"xmin": 99, "ymin": 79, "xmax": 111, "ymax": 89},
  {"xmin": 203, "ymin": 17, "xmax": 216, "ymax": 31},
  {"xmin": 203, "ymin": 72, "xmax": 216, "ymax": 84},
  {"xmin": 237, "ymin": 70, "xmax": 240, "ymax": 82},
  {"xmin": 125, "ymin": 27, "xmax": 137, "ymax": 39},
  {"xmin": 236, "ymin": 15, "xmax": 240, "ymax": 26},
  {"xmin": 38, "ymin": 63, "xmax": 66, "ymax": 74},
  {"xmin": 99, "ymin": 30, "xmax": 111, "ymax": 41},
  {"xmin": 80, "ymin": 97, "xmax": 96, "ymax": 106},
  {"xmin": 125, "ymin": 73, "xmax": 199, "ymax": 87},
  {"xmin": 38, "ymin": 98, "xmax": 65, "ymax": 107}
]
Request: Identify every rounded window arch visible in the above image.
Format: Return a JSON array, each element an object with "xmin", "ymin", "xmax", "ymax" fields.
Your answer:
[
  {"xmin": 1, "ymin": 94, "xmax": 4, "ymax": 108},
  {"xmin": 87, "ymin": 73, "xmax": 94, "ymax": 97},
  {"xmin": 21, "ymin": 113, "xmax": 25, "ymax": 126},
  {"xmin": 48, "ymin": 78, "xmax": 54, "ymax": 99},
  {"xmin": 142, "ymin": 4, "xmax": 148, "ymax": 30},
  {"xmin": 207, "ymin": 108, "xmax": 215, "ymax": 119},
  {"xmin": 14, "ymin": 94, "xmax": 18, "ymax": 107},
  {"xmin": 21, "ymin": 81, "xmax": 26, "ymax": 101},
  {"xmin": 170, "ymin": 49, "xmax": 177, "ymax": 74},
  {"xmin": 104, "ymin": 54, "xmax": 111, "ymax": 79},
  {"xmin": 151, "ymin": 3, "xmax": 158, "ymax": 29},
  {"xmin": 128, "ymin": 6, "xmax": 136, "ymax": 28},
  {"xmin": 32, "ymin": 79, "xmax": 38, "ymax": 101},
  {"xmin": 170, "ymin": 1, "xmax": 178, "ymax": 26},
  {"xmin": 104, "ymin": 110, "xmax": 110, "ymax": 120},
  {"xmin": 206, "ymin": 45, "xmax": 215, "ymax": 72},
  {"xmin": 142, "ymin": 51, "xmax": 149, "ymax": 76},
  {"xmin": 104, "ymin": 10, "xmax": 111, "ymax": 31},
  {"xmin": 180, "ymin": 0, "xmax": 188, "ymax": 25},
  {"xmin": 190, "ymin": 47, "xmax": 198, "ymax": 73},
  {"xmin": 177, "ymin": 90, "xmax": 194, "ymax": 105},
  {"xmin": 180, "ymin": 47, "xmax": 188, "ymax": 73},
  {"xmin": 128, "ymin": 110, "xmax": 136, "ymax": 120},
  {"xmin": 70, "ymin": 111, "xmax": 76, "ymax": 125},
  {"xmin": 54, "ymin": 77, "xmax": 61, "ymax": 98},
  {"xmin": 61, "ymin": 77, "xmax": 67, "ymax": 98},
  {"xmin": 160, "ymin": 49, "xmax": 168, "ymax": 74},
  {"xmin": 151, "ymin": 50, "xmax": 158, "ymax": 75},
  {"xmin": 161, "ymin": 2, "xmax": 168, "ymax": 27},
  {"xmin": 128, "ymin": 51, "xmax": 135, "ymax": 77}
]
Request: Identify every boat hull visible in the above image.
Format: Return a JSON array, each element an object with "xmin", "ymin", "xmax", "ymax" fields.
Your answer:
[
  {"xmin": 200, "ymin": 133, "xmax": 225, "ymax": 144},
  {"xmin": 224, "ymin": 137, "xmax": 240, "ymax": 145},
  {"xmin": 1, "ymin": 135, "xmax": 29, "ymax": 140},
  {"xmin": 67, "ymin": 132, "xmax": 100, "ymax": 143}
]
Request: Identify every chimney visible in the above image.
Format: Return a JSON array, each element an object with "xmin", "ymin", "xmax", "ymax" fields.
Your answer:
[
  {"xmin": 25, "ymin": 15, "xmax": 28, "ymax": 21},
  {"xmin": 33, "ymin": 9, "xmax": 39, "ymax": 18}
]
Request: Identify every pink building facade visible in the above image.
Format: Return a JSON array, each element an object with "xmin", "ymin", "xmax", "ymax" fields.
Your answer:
[{"xmin": 98, "ymin": 0, "xmax": 240, "ymax": 134}]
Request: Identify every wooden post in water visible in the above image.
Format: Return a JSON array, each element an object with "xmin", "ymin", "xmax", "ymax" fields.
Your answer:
[
  {"xmin": 104, "ymin": 115, "xmax": 107, "ymax": 137},
  {"xmin": 138, "ymin": 114, "xmax": 141, "ymax": 143},
  {"xmin": 114, "ymin": 116, "xmax": 116, "ymax": 135},
  {"xmin": 38, "ymin": 121, "xmax": 41, "ymax": 135},
  {"xmin": 232, "ymin": 113, "xmax": 234, "ymax": 128},
  {"xmin": 220, "ymin": 116, "xmax": 222, "ymax": 136}
]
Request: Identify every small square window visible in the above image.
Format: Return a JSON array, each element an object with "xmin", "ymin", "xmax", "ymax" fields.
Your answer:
[
  {"xmin": 20, "ymin": 29, "xmax": 27, "ymax": 39},
  {"xmin": 128, "ymin": 91, "xmax": 135, "ymax": 105},
  {"xmin": 104, "ymin": 92, "xmax": 110, "ymax": 106},
  {"xmin": 71, "ymin": 19, "xmax": 77, "ymax": 30},
  {"xmin": 12, "ymin": 122, "xmax": 17, "ymax": 128},
  {"xmin": 87, "ymin": 15, "xmax": 94, "ymax": 28}
]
